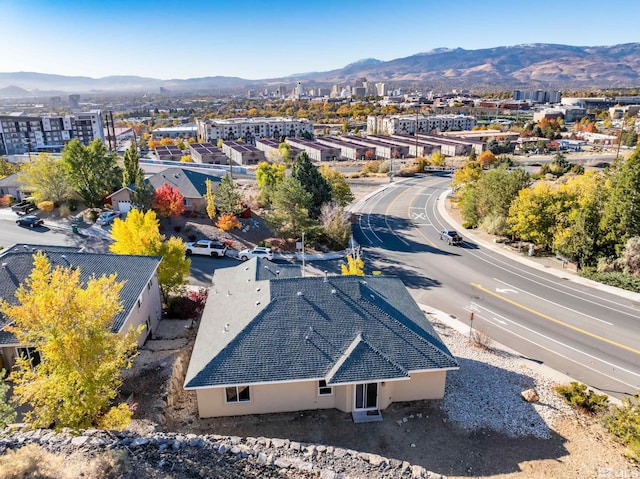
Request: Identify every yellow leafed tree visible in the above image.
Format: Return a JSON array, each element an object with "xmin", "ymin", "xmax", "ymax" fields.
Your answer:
[
  {"xmin": 205, "ymin": 178, "xmax": 216, "ymax": 220},
  {"xmin": 110, "ymin": 209, "xmax": 190, "ymax": 301},
  {"xmin": 341, "ymin": 253, "xmax": 365, "ymax": 276},
  {"xmin": 0, "ymin": 252, "xmax": 141, "ymax": 430}
]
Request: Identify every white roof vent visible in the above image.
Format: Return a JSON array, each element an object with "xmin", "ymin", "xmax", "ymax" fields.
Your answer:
[{"xmin": 296, "ymin": 291, "xmax": 303, "ymax": 297}]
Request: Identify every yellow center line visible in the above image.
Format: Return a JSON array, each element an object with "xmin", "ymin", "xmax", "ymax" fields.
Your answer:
[{"xmin": 471, "ymin": 282, "xmax": 640, "ymax": 355}]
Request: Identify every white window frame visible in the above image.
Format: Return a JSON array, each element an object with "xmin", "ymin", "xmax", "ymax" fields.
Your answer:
[
  {"xmin": 318, "ymin": 380, "xmax": 333, "ymax": 396},
  {"xmin": 16, "ymin": 347, "xmax": 41, "ymax": 369},
  {"xmin": 225, "ymin": 385, "xmax": 251, "ymax": 403}
]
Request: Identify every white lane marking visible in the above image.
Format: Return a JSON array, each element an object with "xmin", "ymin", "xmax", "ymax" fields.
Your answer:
[
  {"xmin": 492, "ymin": 277, "xmax": 614, "ymax": 326},
  {"xmin": 421, "ymin": 184, "xmax": 640, "ymax": 321},
  {"xmin": 473, "ymin": 303, "xmax": 640, "ymax": 382},
  {"xmin": 496, "ymin": 288, "xmax": 518, "ymax": 294}
]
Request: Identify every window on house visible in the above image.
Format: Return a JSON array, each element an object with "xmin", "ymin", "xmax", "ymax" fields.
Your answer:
[
  {"xmin": 225, "ymin": 386, "xmax": 251, "ymax": 403},
  {"xmin": 318, "ymin": 380, "xmax": 333, "ymax": 396},
  {"xmin": 16, "ymin": 347, "xmax": 41, "ymax": 368}
]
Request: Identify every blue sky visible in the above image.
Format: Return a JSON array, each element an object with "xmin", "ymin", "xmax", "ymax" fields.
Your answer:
[{"xmin": 1, "ymin": 0, "xmax": 640, "ymax": 80}]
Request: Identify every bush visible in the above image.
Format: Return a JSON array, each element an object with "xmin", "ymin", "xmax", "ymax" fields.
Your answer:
[
  {"xmin": 377, "ymin": 161, "xmax": 390, "ymax": 174},
  {"xmin": 462, "ymin": 221, "xmax": 476, "ymax": 229},
  {"xmin": 216, "ymin": 214, "xmax": 241, "ymax": 231},
  {"xmin": 362, "ymin": 160, "xmax": 381, "ymax": 174},
  {"xmin": 0, "ymin": 194, "xmax": 12, "ymax": 207},
  {"xmin": 58, "ymin": 204, "xmax": 71, "ymax": 218},
  {"xmin": 579, "ymin": 269, "xmax": 640, "ymax": 293},
  {"xmin": 37, "ymin": 200, "xmax": 54, "ymax": 213},
  {"xmin": 604, "ymin": 390, "xmax": 640, "ymax": 462},
  {"xmin": 258, "ymin": 240, "xmax": 272, "ymax": 248},
  {"xmin": 554, "ymin": 381, "xmax": 609, "ymax": 414},
  {"xmin": 165, "ymin": 288, "xmax": 209, "ymax": 319}
]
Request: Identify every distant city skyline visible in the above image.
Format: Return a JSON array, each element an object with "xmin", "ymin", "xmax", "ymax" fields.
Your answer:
[{"xmin": 1, "ymin": 0, "xmax": 640, "ymax": 80}]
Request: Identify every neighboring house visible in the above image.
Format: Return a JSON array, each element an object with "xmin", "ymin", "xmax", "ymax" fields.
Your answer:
[
  {"xmin": 0, "ymin": 244, "xmax": 162, "ymax": 371},
  {"xmin": 184, "ymin": 259, "xmax": 458, "ymax": 421},
  {"xmin": 0, "ymin": 173, "xmax": 29, "ymax": 201},
  {"xmin": 107, "ymin": 167, "xmax": 221, "ymax": 214}
]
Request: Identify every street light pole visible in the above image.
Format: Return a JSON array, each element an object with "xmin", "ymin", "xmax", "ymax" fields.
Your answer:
[{"xmin": 301, "ymin": 231, "xmax": 306, "ymax": 278}]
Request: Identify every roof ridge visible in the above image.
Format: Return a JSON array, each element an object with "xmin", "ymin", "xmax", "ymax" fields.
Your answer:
[
  {"xmin": 324, "ymin": 333, "xmax": 362, "ymax": 383},
  {"xmin": 359, "ymin": 281, "xmax": 455, "ymax": 361}
]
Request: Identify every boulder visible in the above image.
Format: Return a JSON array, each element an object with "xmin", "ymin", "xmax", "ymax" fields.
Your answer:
[{"xmin": 521, "ymin": 388, "xmax": 539, "ymax": 402}]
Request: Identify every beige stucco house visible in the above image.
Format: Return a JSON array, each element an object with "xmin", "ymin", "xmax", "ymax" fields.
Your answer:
[
  {"xmin": 184, "ymin": 259, "xmax": 458, "ymax": 421},
  {"xmin": 0, "ymin": 244, "xmax": 162, "ymax": 371}
]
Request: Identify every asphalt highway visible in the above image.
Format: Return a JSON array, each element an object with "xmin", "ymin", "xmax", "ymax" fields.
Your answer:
[{"xmin": 352, "ymin": 174, "xmax": 640, "ymax": 399}]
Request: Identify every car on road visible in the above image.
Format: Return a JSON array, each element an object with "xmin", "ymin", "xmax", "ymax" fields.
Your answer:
[
  {"xmin": 16, "ymin": 215, "xmax": 44, "ymax": 228},
  {"xmin": 440, "ymin": 230, "xmax": 463, "ymax": 246},
  {"xmin": 11, "ymin": 200, "xmax": 36, "ymax": 214},
  {"xmin": 238, "ymin": 246, "xmax": 273, "ymax": 261},
  {"xmin": 185, "ymin": 239, "xmax": 228, "ymax": 257},
  {"xmin": 96, "ymin": 211, "xmax": 121, "ymax": 225}
]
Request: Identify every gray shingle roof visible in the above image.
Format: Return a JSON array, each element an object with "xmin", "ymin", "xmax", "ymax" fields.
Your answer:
[
  {"xmin": 185, "ymin": 265, "xmax": 458, "ymax": 389},
  {"xmin": 147, "ymin": 167, "xmax": 221, "ymax": 198},
  {"xmin": 255, "ymin": 258, "xmax": 302, "ymax": 281},
  {"xmin": 0, "ymin": 245, "xmax": 161, "ymax": 345}
]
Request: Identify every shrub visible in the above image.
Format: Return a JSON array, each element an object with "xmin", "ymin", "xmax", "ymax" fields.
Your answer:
[
  {"xmin": 362, "ymin": 160, "xmax": 381, "ymax": 174},
  {"xmin": 58, "ymin": 204, "xmax": 71, "ymax": 218},
  {"xmin": 165, "ymin": 288, "xmax": 209, "ymax": 319},
  {"xmin": 579, "ymin": 269, "xmax": 640, "ymax": 293},
  {"xmin": 37, "ymin": 200, "xmax": 54, "ymax": 213},
  {"xmin": 377, "ymin": 161, "xmax": 390, "ymax": 174},
  {"xmin": 462, "ymin": 221, "xmax": 476, "ymax": 229},
  {"xmin": 258, "ymin": 240, "xmax": 272, "ymax": 248},
  {"xmin": 216, "ymin": 213, "xmax": 241, "ymax": 231},
  {"xmin": 604, "ymin": 390, "xmax": 640, "ymax": 462},
  {"xmin": 0, "ymin": 195, "xmax": 12, "ymax": 207},
  {"xmin": 480, "ymin": 213, "xmax": 508, "ymax": 236},
  {"xmin": 470, "ymin": 328, "xmax": 492, "ymax": 350},
  {"xmin": 554, "ymin": 381, "xmax": 609, "ymax": 414}
]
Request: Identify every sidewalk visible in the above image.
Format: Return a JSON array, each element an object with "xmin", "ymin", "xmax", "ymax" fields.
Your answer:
[{"xmin": 436, "ymin": 188, "xmax": 640, "ymax": 303}]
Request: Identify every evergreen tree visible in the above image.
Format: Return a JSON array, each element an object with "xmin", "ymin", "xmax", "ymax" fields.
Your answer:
[
  {"xmin": 216, "ymin": 174, "xmax": 244, "ymax": 216},
  {"xmin": 131, "ymin": 173, "xmax": 155, "ymax": 212},
  {"xmin": 122, "ymin": 142, "xmax": 140, "ymax": 187},
  {"xmin": 291, "ymin": 152, "xmax": 332, "ymax": 218}
]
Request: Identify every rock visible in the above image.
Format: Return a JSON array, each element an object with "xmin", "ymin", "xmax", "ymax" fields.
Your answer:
[
  {"xmin": 70, "ymin": 436, "xmax": 89, "ymax": 446},
  {"xmin": 368, "ymin": 453, "xmax": 386, "ymax": 466},
  {"xmin": 290, "ymin": 441, "xmax": 301, "ymax": 451},
  {"xmin": 412, "ymin": 464, "xmax": 427, "ymax": 478},
  {"xmin": 320, "ymin": 470, "xmax": 337, "ymax": 479},
  {"xmin": 521, "ymin": 388, "xmax": 540, "ymax": 403},
  {"xmin": 217, "ymin": 444, "xmax": 227, "ymax": 454}
]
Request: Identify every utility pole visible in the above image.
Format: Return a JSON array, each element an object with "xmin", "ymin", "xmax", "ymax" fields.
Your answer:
[{"xmin": 301, "ymin": 232, "xmax": 306, "ymax": 278}]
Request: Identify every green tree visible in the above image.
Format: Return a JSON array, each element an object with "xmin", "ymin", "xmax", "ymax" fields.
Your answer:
[
  {"xmin": 17, "ymin": 153, "xmax": 73, "ymax": 204},
  {"xmin": 0, "ymin": 370, "xmax": 16, "ymax": 428},
  {"xmin": 255, "ymin": 161, "xmax": 286, "ymax": 205},
  {"xmin": 110, "ymin": 209, "xmax": 190, "ymax": 301},
  {"xmin": 122, "ymin": 142, "xmax": 141, "ymax": 187},
  {"xmin": 267, "ymin": 176, "xmax": 314, "ymax": 238},
  {"xmin": 291, "ymin": 151, "xmax": 332, "ymax": 218},
  {"xmin": 215, "ymin": 174, "xmax": 244, "ymax": 216},
  {"xmin": 131, "ymin": 173, "xmax": 155, "ymax": 211},
  {"xmin": 468, "ymin": 149, "xmax": 477, "ymax": 162},
  {"xmin": 600, "ymin": 146, "xmax": 640, "ymax": 255},
  {"xmin": 0, "ymin": 252, "xmax": 140, "ymax": 430},
  {"xmin": 319, "ymin": 165, "xmax": 354, "ymax": 207},
  {"xmin": 62, "ymin": 139, "xmax": 121, "ymax": 207}
]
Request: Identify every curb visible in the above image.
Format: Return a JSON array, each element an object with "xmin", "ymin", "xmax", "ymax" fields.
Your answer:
[{"xmin": 436, "ymin": 189, "xmax": 640, "ymax": 303}]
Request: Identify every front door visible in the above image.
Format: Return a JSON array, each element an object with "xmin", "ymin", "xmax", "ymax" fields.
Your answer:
[{"xmin": 354, "ymin": 382, "xmax": 378, "ymax": 410}]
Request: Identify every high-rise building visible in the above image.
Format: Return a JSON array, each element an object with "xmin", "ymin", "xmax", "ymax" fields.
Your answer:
[
  {"xmin": 69, "ymin": 94, "xmax": 80, "ymax": 109},
  {"xmin": 0, "ymin": 111, "xmax": 105, "ymax": 155}
]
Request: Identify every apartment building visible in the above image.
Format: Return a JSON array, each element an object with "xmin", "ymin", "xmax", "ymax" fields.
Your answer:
[
  {"xmin": 367, "ymin": 114, "xmax": 476, "ymax": 136},
  {"xmin": 316, "ymin": 136, "xmax": 368, "ymax": 161},
  {"xmin": 188, "ymin": 142, "xmax": 228, "ymax": 164},
  {"xmin": 0, "ymin": 111, "xmax": 105, "ymax": 155},
  {"xmin": 196, "ymin": 117, "xmax": 314, "ymax": 145},
  {"xmin": 254, "ymin": 138, "xmax": 302, "ymax": 161},
  {"xmin": 220, "ymin": 141, "xmax": 266, "ymax": 166},
  {"xmin": 285, "ymin": 138, "xmax": 339, "ymax": 162}
]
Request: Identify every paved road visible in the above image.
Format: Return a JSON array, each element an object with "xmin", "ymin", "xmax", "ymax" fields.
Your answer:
[{"xmin": 351, "ymin": 174, "xmax": 640, "ymax": 399}]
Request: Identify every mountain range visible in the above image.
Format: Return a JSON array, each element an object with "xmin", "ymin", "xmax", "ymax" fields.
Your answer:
[{"xmin": 1, "ymin": 43, "xmax": 639, "ymax": 96}]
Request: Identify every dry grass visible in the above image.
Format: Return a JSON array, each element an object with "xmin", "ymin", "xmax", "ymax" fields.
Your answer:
[
  {"xmin": 0, "ymin": 443, "xmax": 130, "ymax": 479},
  {"xmin": 469, "ymin": 328, "xmax": 493, "ymax": 350}
]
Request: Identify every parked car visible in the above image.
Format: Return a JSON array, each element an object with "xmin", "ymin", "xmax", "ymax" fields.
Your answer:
[
  {"xmin": 440, "ymin": 230, "xmax": 463, "ymax": 246},
  {"xmin": 185, "ymin": 239, "xmax": 228, "ymax": 257},
  {"xmin": 16, "ymin": 215, "xmax": 44, "ymax": 228},
  {"xmin": 96, "ymin": 211, "xmax": 121, "ymax": 225},
  {"xmin": 238, "ymin": 246, "xmax": 273, "ymax": 261},
  {"xmin": 11, "ymin": 200, "xmax": 36, "ymax": 214}
]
